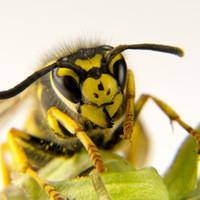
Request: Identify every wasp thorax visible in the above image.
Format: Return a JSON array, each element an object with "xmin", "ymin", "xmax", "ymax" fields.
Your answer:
[{"xmin": 82, "ymin": 74, "xmax": 118, "ymax": 106}]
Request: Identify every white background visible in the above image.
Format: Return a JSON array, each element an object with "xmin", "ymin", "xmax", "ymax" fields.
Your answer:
[{"xmin": 0, "ymin": 0, "xmax": 200, "ymax": 175}]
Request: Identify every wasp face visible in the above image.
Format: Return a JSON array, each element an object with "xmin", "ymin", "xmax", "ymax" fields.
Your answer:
[
  {"xmin": 82, "ymin": 74, "xmax": 118, "ymax": 106},
  {"xmin": 52, "ymin": 46, "xmax": 127, "ymax": 128}
]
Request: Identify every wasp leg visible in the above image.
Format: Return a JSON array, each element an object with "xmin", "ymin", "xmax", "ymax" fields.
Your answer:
[
  {"xmin": 123, "ymin": 70, "xmax": 136, "ymax": 140},
  {"xmin": 47, "ymin": 107, "xmax": 104, "ymax": 172},
  {"xmin": 134, "ymin": 94, "xmax": 200, "ymax": 152},
  {"xmin": 0, "ymin": 143, "xmax": 11, "ymax": 188},
  {"xmin": 7, "ymin": 128, "xmax": 64, "ymax": 200}
]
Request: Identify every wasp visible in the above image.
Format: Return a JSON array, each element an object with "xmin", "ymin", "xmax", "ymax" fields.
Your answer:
[{"xmin": 0, "ymin": 43, "xmax": 199, "ymax": 200}]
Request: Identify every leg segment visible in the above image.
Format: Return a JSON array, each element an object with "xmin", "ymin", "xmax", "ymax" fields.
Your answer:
[
  {"xmin": 47, "ymin": 107, "xmax": 104, "ymax": 172},
  {"xmin": 123, "ymin": 70, "xmax": 136, "ymax": 140},
  {"xmin": 7, "ymin": 128, "xmax": 64, "ymax": 200},
  {"xmin": 135, "ymin": 94, "xmax": 200, "ymax": 152}
]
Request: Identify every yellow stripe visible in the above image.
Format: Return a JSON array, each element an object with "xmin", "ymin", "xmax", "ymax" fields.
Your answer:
[
  {"xmin": 108, "ymin": 54, "xmax": 122, "ymax": 73},
  {"xmin": 57, "ymin": 68, "xmax": 79, "ymax": 83}
]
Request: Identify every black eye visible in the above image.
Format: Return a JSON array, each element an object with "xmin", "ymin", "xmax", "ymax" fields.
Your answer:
[
  {"xmin": 52, "ymin": 69, "xmax": 81, "ymax": 103},
  {"xmin": 112, "ymin": 58, "xmax": 127, "ymax": 89}
]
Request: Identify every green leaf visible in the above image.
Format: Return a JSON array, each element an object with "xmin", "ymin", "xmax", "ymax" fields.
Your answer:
[
  {"xmin": 20, "ymin": 168, "xmax": 169, "ymax": 200},
  {"xmin": 163, "ymin": 136, "xmax": 198, "ymax": 200},
  {"xmin": 1, "ymin": 151, "xmax": 169, "ymax": 200},
  {"xmin": 53, "ymin": 168, "xmax": 168, "ymax": 200}
]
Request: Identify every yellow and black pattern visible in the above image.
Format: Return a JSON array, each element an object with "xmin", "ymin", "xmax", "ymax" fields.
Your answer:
[
  {"xmin": 35, "ymin": 45, "xmax": 127, "ymax": 152},
  {"xmin": 0, "ymin": 42, "xmax": 199, "ymax": 200}
]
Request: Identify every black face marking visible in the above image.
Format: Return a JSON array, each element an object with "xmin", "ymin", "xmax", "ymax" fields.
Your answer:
[
  {"xmin": 103, "ymin": 107, "xmax": 114, "ymax": 128},
  {"xmin": 57, "ymin": 58, "xmax": 86, "ymax": 80},
  {"xmin": 87, "ymin": 67, "xmax": 101, "ymax": 79},
  {"xmin": 98, "ymin": 81, "xmax": 104, "ymax": 91},
  {"xmin": 93, "ymin": 93, "xmax": 99, "ymax": 98},
  {"xmin": 106, "ymin": 88, "xmax": 111, "ymax": 95},
  {"xmin": 66, "ymin": 45, "xmax": 113, "ymax": 61}
]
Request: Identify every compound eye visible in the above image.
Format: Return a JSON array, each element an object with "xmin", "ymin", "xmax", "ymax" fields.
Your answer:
[
  {"xmin": 52, "ymin": 68, "xmax": 81, "ymax": 103},
  {"xmin": 109, "ymin": 54, "xmax": 127, "ymax": 89}
]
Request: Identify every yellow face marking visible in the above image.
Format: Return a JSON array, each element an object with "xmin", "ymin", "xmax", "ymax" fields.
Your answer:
[
  {"xmin": 109, "ymin": 54, "xmax": 122, "ymax": 73},
  {"xmin": 81, "ymin": 104, "xmax": 107, "ymax": 128},
  {"xmin": 75, "ymin": 54, "xmax": 103, "ymax": 71},
  {"xmin": 57, "ymin": 68, "xmax": 79, "ymax": 83},
  {"xmin": 82, "ymin": 74, "xmax": 118, "ymax": 106},
  {"xmin": 105, "ymin": 93, "xmax": 123, "ymax": 117}
]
